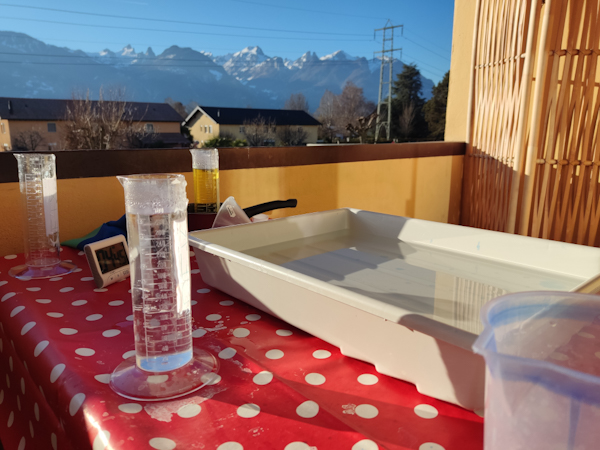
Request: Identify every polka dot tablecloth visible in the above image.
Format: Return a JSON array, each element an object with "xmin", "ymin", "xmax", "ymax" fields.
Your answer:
[{"xmin": 0, "ymin": 248, "xmax": 483, "ymax": 450}]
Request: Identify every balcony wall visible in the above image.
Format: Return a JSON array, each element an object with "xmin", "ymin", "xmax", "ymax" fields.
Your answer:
[{"xmin": 0, "ymin": 142, "xmax": 465, "ymax": 256}]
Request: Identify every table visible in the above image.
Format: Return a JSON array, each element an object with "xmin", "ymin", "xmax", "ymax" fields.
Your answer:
[{"xmin": 0, "ymin": 247, "xmax": 483, "ymax": 450}]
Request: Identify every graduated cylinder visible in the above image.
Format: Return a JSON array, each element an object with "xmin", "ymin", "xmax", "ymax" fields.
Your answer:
[
  {"xmin": 118, "ymin": 174, "xmax": 192, "ymax": 372},
  {"xmin": 10, "ymin": 153, "xmax": 76, "ymax": 279}
]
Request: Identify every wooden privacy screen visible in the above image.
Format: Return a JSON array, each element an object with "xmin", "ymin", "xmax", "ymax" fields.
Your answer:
[
  {"xmin": 524, "ymin": 0, "xmax": 600, "ymax": 246},
  {"xmin": 465, "ymin": 0, "xmax": 600, "ymax": 247},
  {"xmin": 463, "ymin": 0, "xmax": 534, "ymax": 232}
]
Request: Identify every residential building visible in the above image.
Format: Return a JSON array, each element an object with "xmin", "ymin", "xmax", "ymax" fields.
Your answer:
[
  {"xmin": 0, "ymin": 97, "xmax": 187, "ymax": 151},
  {"xmin": 183, "ymin": 106, "xmax": 321, "ymax": 146}
]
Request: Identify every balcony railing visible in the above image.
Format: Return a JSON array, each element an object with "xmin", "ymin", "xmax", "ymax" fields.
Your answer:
[{"xmin": 0, "ymin": 142, "xmax": 465, "ymax": 256}]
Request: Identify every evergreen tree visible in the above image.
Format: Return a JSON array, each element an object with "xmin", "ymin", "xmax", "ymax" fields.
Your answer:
[
  {"xmin": 423, "ymin": 71, "xmax": 449, "ymax": 140},
  {"xmin": 391, "ymin": 63, "xmax": 427, "ymax": 139}
]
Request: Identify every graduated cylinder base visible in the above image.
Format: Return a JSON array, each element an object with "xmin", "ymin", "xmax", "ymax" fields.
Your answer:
[
  {"xmin": 9, "ymin": 261, "xmax": 77, "ymax": 280},
  {"xmin": 109, "ymin": 347, "xmax": 219, "ymax": 401}
]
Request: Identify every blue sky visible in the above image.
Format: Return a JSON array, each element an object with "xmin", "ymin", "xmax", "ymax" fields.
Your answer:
[{"xmin": 0, "ymin": 0, "xmax": 454, "ymax": 83}]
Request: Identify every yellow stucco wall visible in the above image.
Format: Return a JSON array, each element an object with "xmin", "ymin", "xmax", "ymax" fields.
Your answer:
[
  {"xmin": 0, "ymin": 119, "xmax": 11, "ymax": 151},
  {"xmin": 445, "ymin": 0, "xmax": 476, "ymax": 142},
  {"xmin": 188, "ymin": 113, "xmax": 219, "ymax": 144},
  {"xmin": 0, "ymin": 120, "xmax": 180, "ymax": 150},
  {"xmin": 0, "ymin": 155, "xmax": 463, "ymax": 256}
]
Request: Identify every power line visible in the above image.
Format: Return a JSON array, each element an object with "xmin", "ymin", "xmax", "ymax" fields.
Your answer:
[
  {"xmin": 2, "ymin": 16, "xmax": 373, "ymax": 42},
  {"xmin": 401, "ymin": 36, "xmax": 450, "ymax": 61},
  {"xmin": 225, "ymin": 0, "xmax": 388, "ymax": 20},
  {"xmin": 404, "ymin": 29, "xmax": 452, "ymax": 54},
  {"xmin": 0, "ymin": 3, "xmax": 373, "ymax": 37},
  {"xmin": 401, "ymin": 52, "xmax": 448, "ymax": 76}
]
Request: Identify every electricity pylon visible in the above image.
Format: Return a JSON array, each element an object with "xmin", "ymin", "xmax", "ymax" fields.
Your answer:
[{"xmin": 374, "ymin": 21, "xmax": 402, "ymax": 142}]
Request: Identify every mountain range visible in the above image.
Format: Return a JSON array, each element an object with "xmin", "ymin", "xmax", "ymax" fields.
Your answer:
[{"xmin": 0, "ymin": 31, "xmax": 435, "ymax": 114}]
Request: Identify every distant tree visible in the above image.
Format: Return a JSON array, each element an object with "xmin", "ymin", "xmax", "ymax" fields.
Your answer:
[
  {"xmin": 165, "ymin": 97, "xmax": 193, "ymax": 142},
  {"xmin": 165, "ymin": 97, "xmax": 188, "ymax": 118},
  {"xmin": 336, "ymin": 81, "xmax": 376, "ymax": 138},
  {"xmin": 242, "ymin": 115, "xmax": 275, "ymax": 146},
  {"xmin": 391, "ymin": 64, "xmax": 427, "ymax": 139},
  {"xmin": 64, "ymin": 87, "xmax": 153, "ymax": 149},
  {"xmin": 314, "ymin": 90, "xmax": 337, "ymax": 141},
  {"xmin": 276, "ymin": 126, "xmax": 308, "ymax": 146},
  {"xmin": 284, "ymin": 93, "xmax": 309, "ymax": 113},
  {"xmin": 398, "ymin": 101, "xmax": 417, "ymax": 138},
  {"xmin": 12, "ymin": 129, "xmax": 44, "ymax": 151},
  {"xmin": 203, "ymin": 136, "xmax": 247, "ymax": 148},
  {"xmin": 423, "ymin": 71, "xmax": 449, "ymax": 140}
]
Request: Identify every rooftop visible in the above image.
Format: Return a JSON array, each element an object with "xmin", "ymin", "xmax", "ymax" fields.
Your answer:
[
  {"xmin": 184, "ymin": 105, "xmax": 321, "ymax": 126},
  {"xmin": 0, "ymin": 97, "xmax": 184, "ymax": 122}
]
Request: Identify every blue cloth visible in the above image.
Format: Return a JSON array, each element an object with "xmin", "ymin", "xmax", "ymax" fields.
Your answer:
[{"xmin": 61, "ymin": 215, "xmax": 128, "ymax": 250}]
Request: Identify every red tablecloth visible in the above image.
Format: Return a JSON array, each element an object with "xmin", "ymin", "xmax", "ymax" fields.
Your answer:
[{"xmin": 0, "ymin": 248, "xmax": 483, "ymax": 450}]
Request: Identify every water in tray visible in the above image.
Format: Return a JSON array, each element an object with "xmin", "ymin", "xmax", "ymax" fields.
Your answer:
[{"xmin": 243, "ymin": 230, "xmax": 585, "ymax": 334}]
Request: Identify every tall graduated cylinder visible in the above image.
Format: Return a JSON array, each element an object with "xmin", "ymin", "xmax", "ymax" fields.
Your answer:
[
  {"xmin": 190, "ymin": 148, "xmax": 219, "ymax": 213},
  {"xmin": 10, "ymin": 153, "xmax": 76, "ymax": 279},
  {"xmin": 118, "ymin": 174, "xmax": 193, "ymax": 372}
]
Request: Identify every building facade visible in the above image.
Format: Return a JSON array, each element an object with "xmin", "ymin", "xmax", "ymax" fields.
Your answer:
[
  {"xmin": 183, "ymin": 106, "xmax": 320, "ymax": 146},
  {"xmin": 0, "ymin": 98, "xmax": 186, "ymax": 151}
]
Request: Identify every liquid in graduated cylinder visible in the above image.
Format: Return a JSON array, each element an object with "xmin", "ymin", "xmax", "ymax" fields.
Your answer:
[
  {"xmin": 193, "ymin": 168, "xmax": 220, "ymax": 213},
  {"xmin": 128, "ymin": 210, "xmax": 192, "ymax": 372}
]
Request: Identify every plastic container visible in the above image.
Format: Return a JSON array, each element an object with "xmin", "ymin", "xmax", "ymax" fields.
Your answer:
[
  {"xmin": 473, "ymin": 292, "xmax": 600, "ymax": 450},
  {"xmin": 189, "ymin": 208, "xmax": 600, "ymax": 410}
]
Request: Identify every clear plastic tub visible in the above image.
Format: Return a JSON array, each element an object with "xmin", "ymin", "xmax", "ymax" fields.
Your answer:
[{"xmin": 473, "ymin": 292, "xmax": 600, "ymax": 450}]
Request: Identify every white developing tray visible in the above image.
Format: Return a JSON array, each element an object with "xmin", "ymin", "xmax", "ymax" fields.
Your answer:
[{"xmin": 189, "ymin": 208, "xmax": 600, "ymax": 410}]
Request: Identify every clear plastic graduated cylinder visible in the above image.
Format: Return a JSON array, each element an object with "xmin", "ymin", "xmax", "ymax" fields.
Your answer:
[
  {"xmin": 190, "ymin": 148, "xmax": 219, "ymax": 213},
  {"xmin": 121, "ymin": 174, "xmax": 193, "ymax": 371},
  {"xmin": 9, "ymin": 153, "xmax": 76, "ymax": 279},
  {"xmin": 111, "ymin": 174, "xmax": 218, "ymax": 401}
]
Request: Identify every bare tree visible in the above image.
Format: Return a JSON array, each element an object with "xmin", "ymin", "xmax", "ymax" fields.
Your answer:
[
  {"xmin": 336, "ymin": 81, "xmax": 376, "ymax": 136},
  {"xmin": 165, "ymin": 97, "xmax": 187, "ymax": 119},
  {"xmin": 284, "ymin": 93, "xmax": 309, "ymax": 112},
  {"xmin": 242, "ymin": 115, "xmax": 276, "ymax": 146},
  {"xmin": 398, "ymin": 101, "xmax": 417, "ymax": 138},
  {"xmin": 315, "ymin": 83, "xmax": 375, "ymax": 140},
  {"xmin": 64, "ymin": 87, "xmax": 153, "ymax": 149},
  {"xmin": 12, "ymin": 129, "xmax": 44, "ymax": 151},
  {"xmin": 314, "ymin": 90, "xmax": 337, "ymax": 141},
  {"xmin": 276, "ymin": 126, "xmax": 308, "ymax": 146}
]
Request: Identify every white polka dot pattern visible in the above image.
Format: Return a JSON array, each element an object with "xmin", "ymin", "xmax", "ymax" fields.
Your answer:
[
  {"xmin": 414, "ymin": 404, "xmax": 438, "ymax": 419},
  {"xmin": 305, "ymin": 373, "xmax": 326, "ymax": 385},
  {"xmin": 237, "ymin": 403, "xmax": 260, "ymax": 418},
  {"xmin": 352, "ymin": 440, "xmax": 379, "ymax": 450},
  {"xmin": 0, "ymin": 248, "xmax": 484, "ymax": 450},
  {"xmin": 296, "ymin": 400, "xmax": 319, "ymax": 418},
  {"xmin": 355, "ymin": 404, "xmax": 379, "ymax": 419},
  {"xmin": 149, "ymin": 437, "xmax": 177, "ymax": 450}
]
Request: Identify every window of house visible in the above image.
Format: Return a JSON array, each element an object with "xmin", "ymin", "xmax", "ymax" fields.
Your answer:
[
  {"xmin": 47, "ymin": 122, "xmax": 57, "ymax": 133},
  {"xmin": 145, "ymin": 123, "xmax": 154, "ymax": 133},
  {"xmin": 239, "ymin": 126, "xmax": 245, "ymax": 133},
  {"xmin": 209, "ymin": 125, "xmax": 212, "ymax": 133},
  {"xmin": 1, "ymin": 122, "xmax": 5, "ymax": 133},
  {"xmin": 298, "ymin": 126, "xmax": 303, "ymax": 132}
]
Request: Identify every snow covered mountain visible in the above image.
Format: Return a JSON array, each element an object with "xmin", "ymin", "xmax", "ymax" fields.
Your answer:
[{"xmin": 0, "ymin": 32, "xmax": 436, "ymax": 112}]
